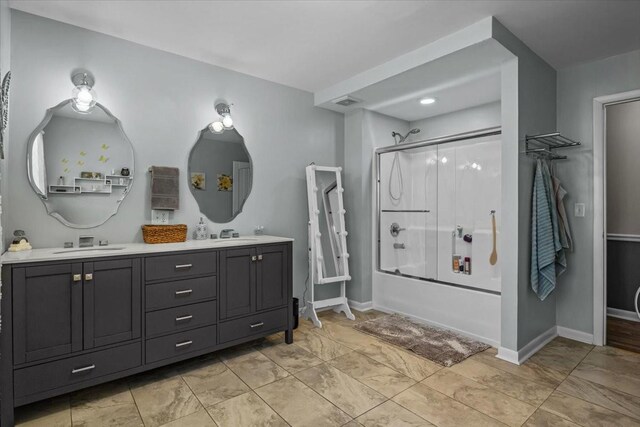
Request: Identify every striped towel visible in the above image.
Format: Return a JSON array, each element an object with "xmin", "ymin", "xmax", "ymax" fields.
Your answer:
[{"xmin": 531, "ymin": 160, "xmax": 564, "ymax": 300}]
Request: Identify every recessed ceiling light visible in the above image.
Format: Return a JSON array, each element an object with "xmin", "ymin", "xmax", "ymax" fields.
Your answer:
[{"xmin": 419, "ymin": 97, "xmax": 436, "ymax": 105}]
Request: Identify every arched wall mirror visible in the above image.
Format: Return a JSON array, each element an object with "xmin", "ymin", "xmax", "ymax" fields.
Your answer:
[
  {"xmin": 27, "ymin": 99, "xmax": 135, "ymax": 228},
  {"xmin": 188, "ymin": 127, "xmax": 252, "ymax": 223}
]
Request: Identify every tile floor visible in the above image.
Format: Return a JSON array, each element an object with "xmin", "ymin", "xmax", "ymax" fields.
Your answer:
[{"xmin": 15, "ymin": 310, "xmax": 640, "ymax": 426}]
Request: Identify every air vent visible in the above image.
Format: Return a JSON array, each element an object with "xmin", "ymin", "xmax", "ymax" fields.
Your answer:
[{"xmin": 332, "ymin": 95, "xmax": 362, "ymax": 107}]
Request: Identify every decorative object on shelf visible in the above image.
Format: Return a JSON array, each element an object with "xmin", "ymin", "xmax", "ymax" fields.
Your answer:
[
  {"xmin": 71, "ymin": 71, "xmax": 98, "ymax": 114},
  {"xmin": 191, "ymin": 172, "xmax": 206, "ymax": 190},
  {"xmin": 208, "ymin": 101, "xmax": 234, "ymax": 134},
  {"xmin": 120, "ymin": 167, "xmax": 130, "ymax": 177},
  {"xmin": 254, "ymin": 225, "xmax": 265, "ymax": 235},
  {"xmin": 58, "ymin": 176, "xmax": 65, "ymax": 186},
  {"xmin": 141, "ymin": 224, "xmax": 187, "ymax": 244},
  {"xmin": 80, "ymin": 171, "xmax": 103, "ymax": 179},
  {"xmin": 8, "ymin": 230, "xmax": 32, "ymax": 252},
  {"xmin": 0, "ymin": 71, "xmax": 11, "ymax": 159},
  {"xmin": 194, "ymin": 217, "xmax": 208, "ymax": 240},
  {"xmin": 525, "ymin": 132, "xmax": 581, "ymax": 160},
  {"xmin": 217, "ymin": 174, "xmax": 232, "ymax": 191}
]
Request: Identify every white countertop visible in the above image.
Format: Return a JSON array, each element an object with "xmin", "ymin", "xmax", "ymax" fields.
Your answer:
[{"xmin": 1, "ymin": 235, "xmax": 294, "ymax": 265}]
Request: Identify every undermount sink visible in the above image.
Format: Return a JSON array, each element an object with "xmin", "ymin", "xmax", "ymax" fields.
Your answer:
[
  {"xmin": 212, "ymin": 238, "xmax": 257, "ymax": 243},
  {"xmin": 53, "ymin": 247, "xmax": 126, "ymax": 254}
]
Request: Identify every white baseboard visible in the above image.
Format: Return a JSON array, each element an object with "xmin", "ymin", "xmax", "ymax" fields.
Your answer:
[
  {"xmin": 497, "ymin": 326, "xmax": 557, "ymax": 365},
  {"xmin": 348, "ymin": 300, "xmax": 373, "ymax": 312},
  {"xmin": 373, "ymin": 303, "xmax": 500, "ymax": 348},
  {"xmin": 607, "ymin": 307, "xmax": 640, "ymax": 323},
  {"xmin": 556, "ymin": 326, "xmax": 594, "ymax": 344}
]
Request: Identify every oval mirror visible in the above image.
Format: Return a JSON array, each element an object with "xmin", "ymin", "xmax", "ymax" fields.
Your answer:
[
  {"xmin": 27, "ymin": 100, "xmax": 134, "ymax": 228},
  {"xmin": 188, "ymin": 127, "xmax": 252, "ymax": 223}
]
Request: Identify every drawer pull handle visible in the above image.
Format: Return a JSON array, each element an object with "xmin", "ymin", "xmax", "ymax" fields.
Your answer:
[
  {"xmin": 85, "ymin": 273, "xmax": 93, "ymax": 281},
  {"xmin": 175, "ymin": 340, "xmax": 193, "ymax": 348},
  {"xmin": 258, "ymin": 255, "xmax": 263, "ymax": 261},
  {"xmin": 251, "ymin": 256, "xmax": 257, "ymax": 262},
  {"xmin": 71, "ymin": 364, "xmax": 96, "ymax": 374},
  {"xmin": 250, "ymin": 322, "xmax": 264, "ymax": 328},
  {"xmin": 175, "ymin": 264, "xmax": 193, "ymax": 270},
  {"xmin": 73, "ymin": 274, "xmax": 82, "ymax": 282},
  {"xmin": 176, "ymin": 315, "xmax": 193, "ymax": 322},
  {"xmin": 175, "ymin": 289, "xmax": 193, "ymax": 296}
]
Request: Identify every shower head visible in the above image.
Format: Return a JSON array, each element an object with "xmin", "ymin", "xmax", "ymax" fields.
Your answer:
[{"xmin": 392, "ymin": 128, "xmax": 421, "ymax": 144}]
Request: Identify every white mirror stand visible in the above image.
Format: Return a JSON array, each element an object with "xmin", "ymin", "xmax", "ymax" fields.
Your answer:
[{"xmin": 303, "ymin": 164, "xmax": 355, "ymax": 328}]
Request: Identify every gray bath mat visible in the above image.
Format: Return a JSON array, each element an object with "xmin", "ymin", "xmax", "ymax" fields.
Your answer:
[{"xmin": 354, "ymin": 314, "xmax": 490, "ymax": 367}]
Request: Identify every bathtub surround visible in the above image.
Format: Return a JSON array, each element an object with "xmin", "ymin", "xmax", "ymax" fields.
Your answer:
[{"xmin": 6, "ymin": 11, "xmax": 344, "ymax": 302}]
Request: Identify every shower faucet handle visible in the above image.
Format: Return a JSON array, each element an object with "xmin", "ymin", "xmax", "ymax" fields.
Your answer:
[{"xmin": 390, "ymin": 222, "xmax": 406, "ymax": 237}]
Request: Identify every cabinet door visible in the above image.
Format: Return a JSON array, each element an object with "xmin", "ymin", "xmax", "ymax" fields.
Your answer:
[
  {"xmin": 257, "ymin": 244, "xmax": 289, "ymax": 311},
  {"xmin": 220, "ymin": 248, "xmax": 256, "ymax": 319},
  {"xmin": 13, "ymin": 263, "xmax": 83, "ymax": 364},
  {"xmin": 83, "ymin": 259, "xmax": 141, "ymax": 349}
]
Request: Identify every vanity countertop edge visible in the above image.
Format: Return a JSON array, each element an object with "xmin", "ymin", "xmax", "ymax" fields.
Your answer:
[{"xmin": 1, "ymin": 235, "xmax": 294, "ymax": 264}]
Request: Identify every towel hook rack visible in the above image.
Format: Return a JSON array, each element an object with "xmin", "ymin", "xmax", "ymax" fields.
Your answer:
[{"xmin": 525, "ymin": 132, "xmax": 580, "ymax": 160}]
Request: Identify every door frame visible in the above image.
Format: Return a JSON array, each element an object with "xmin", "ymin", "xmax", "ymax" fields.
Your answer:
[{"xmin": 593, "ymin": 89, "xmax": 640, "ymax": 346}]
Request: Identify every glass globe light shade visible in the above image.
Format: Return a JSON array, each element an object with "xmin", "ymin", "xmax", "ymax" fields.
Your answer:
[
  {"xmin": 209, "ymin": 121, "xmax": 224, "ymax": 133},
  {"xmin": 72, "ymin": 85, "xmax": 97, "ymax": 114},
  {"xmin": 222, "ymin": 115, "xmax": 233, "ymax": 129}
]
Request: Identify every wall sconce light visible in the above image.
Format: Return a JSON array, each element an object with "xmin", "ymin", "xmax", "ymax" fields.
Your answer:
[
  {"xmin": 71, "ymin": 72, "xmax": 98, "ymax": 114},
  {"xmin": 208, "ymin": 102, "xmax": 234, "ymax": 134}
]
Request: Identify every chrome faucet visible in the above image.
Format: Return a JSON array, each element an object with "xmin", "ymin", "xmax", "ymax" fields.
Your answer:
[
  {"xmin": 220, "ymin": 229, "xmax": 235, "ymax": 239},
  {"xmin": 390, "ymin": 222, "xmax": 406, "ymax": 237}
]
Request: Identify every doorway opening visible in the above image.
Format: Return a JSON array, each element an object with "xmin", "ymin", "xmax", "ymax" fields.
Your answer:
[{"xmin": 594, "ymin": 90, "xmax": 640, "ymax": 351}]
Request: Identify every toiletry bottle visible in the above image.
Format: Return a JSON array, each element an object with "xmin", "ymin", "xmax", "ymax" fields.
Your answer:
[
  {"xmin": 464, "ymin": 257, "xmax": 471, "ymax": 275},
  {"xmin": 453, "ymin": 255, "xmax": 460, "ymax": 273},
  {"xmin": 195, "ymin": 217, "xmax": 208, "ymax": 240}
]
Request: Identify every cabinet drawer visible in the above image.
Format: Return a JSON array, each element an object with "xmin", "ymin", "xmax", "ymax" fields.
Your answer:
[
  {"xmin": 146, "ymin": 301, "xmax": 217, "ymax": 338},
  {"xmin": 146, "ymin": 276, "xmax": 216, "ymax": 311},
  {"xmin": 219, "ymin": 308, "xmax": 288, "ymax": 344},
  {"xmin": 146, "ymin": 325, "xmax": 217, "ymax": 364},
  {"xmin": 145, "ymin": 252, "xmax": 216, "ymax": 282},
  {"xmin": 14, "ymin": 342, "xmax": 141, "ymax": 399}
]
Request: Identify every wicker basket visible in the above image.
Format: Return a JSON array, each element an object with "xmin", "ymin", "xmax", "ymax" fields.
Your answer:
[{"xmin": 142, "ymin": 224, "xmax": 187, "ymax": 244}]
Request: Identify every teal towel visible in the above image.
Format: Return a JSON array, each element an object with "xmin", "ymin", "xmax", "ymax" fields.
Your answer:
[{"xmin": 531, "ymin": 160, "xmax": 564, "ymax": 300}]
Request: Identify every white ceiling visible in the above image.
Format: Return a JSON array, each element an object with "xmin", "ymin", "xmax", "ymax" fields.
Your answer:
[
  {"xmin": 335, "ymin": 40, "xmax": 507, "ymax": 122},
  {"xmin": 9, "ymin": 0, "xmax": 640, "ymax": 92}
]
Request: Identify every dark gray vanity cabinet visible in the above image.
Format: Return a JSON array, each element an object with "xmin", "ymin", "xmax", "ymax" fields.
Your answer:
[
  {"xmin": 219, "ymin": 244, "xmax": 292, "ymax": 344},
  {"xmin": 1, "ymin": 241, "xmax": 293, "ymax": 427},
  {"xmin": 12, "ymin": 260, "xmax": 141, "ymax": 365},
  {"xmin": 12, "ymin": 263, "xmax": 84, "ymax": 364},
  {"xmin": 220, "ymin": 244, "xmax": 289, "ymax": 318},
  {"xmin": 83, "ymin": 259, "xmax": 141, "ymax": 349}
]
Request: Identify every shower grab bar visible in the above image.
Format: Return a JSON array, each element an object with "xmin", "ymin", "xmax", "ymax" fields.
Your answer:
[{"xmin": 381, "ymin": 209, "xmax": 431, "ymax": 213}]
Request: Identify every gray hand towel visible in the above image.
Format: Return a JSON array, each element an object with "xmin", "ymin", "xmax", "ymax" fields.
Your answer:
[{"xmin": 150, "ymin": 166, "xmax": 179, "ymax": 210}]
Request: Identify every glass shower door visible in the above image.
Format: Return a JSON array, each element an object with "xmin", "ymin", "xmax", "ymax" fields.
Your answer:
[{"xmin": 378, "ymin": 145, "xmax": 438, "ymax": 280}]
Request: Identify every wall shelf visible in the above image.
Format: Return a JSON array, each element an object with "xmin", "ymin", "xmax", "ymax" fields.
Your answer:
[
  {"xmin": 48, "ymin": 175, "xmax": 131, "ymax": 195},
  {"xmin": 525, "ymin": 132, "xmax": 581, "ymax": 160}
]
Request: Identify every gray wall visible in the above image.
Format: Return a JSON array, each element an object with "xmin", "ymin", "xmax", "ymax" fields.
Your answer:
[
  {"xmin": 7, "ymin": 11, "xmax": 344, "ymax": 302},
  {"xmin": 493, "ymin": 20, "xmax": 558, "ymax": 348},
  {"xmin": 556, "ymin": 48, "xmax": 640, "ymax": 334},
  {"xmin": 343, "ymin": 109, "xmax": 408, "ymax": 303},
  {"xmin": 0, "ymin": 1, "xmax": 10, "ymax": 253}
]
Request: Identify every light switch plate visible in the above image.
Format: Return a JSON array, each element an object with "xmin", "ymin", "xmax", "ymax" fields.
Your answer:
[
  {"xmin": 574, "ymin": 203, "xmax": 586, "ymax": 217},
  {"xmin": 151, "ymin": 210, "xmax": 170, "ymax": 225}
]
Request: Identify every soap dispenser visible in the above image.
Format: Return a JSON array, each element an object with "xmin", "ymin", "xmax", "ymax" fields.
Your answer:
[{"xmin": 194, "ymin": 217, "xmax": 208, "ymax": 240}]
